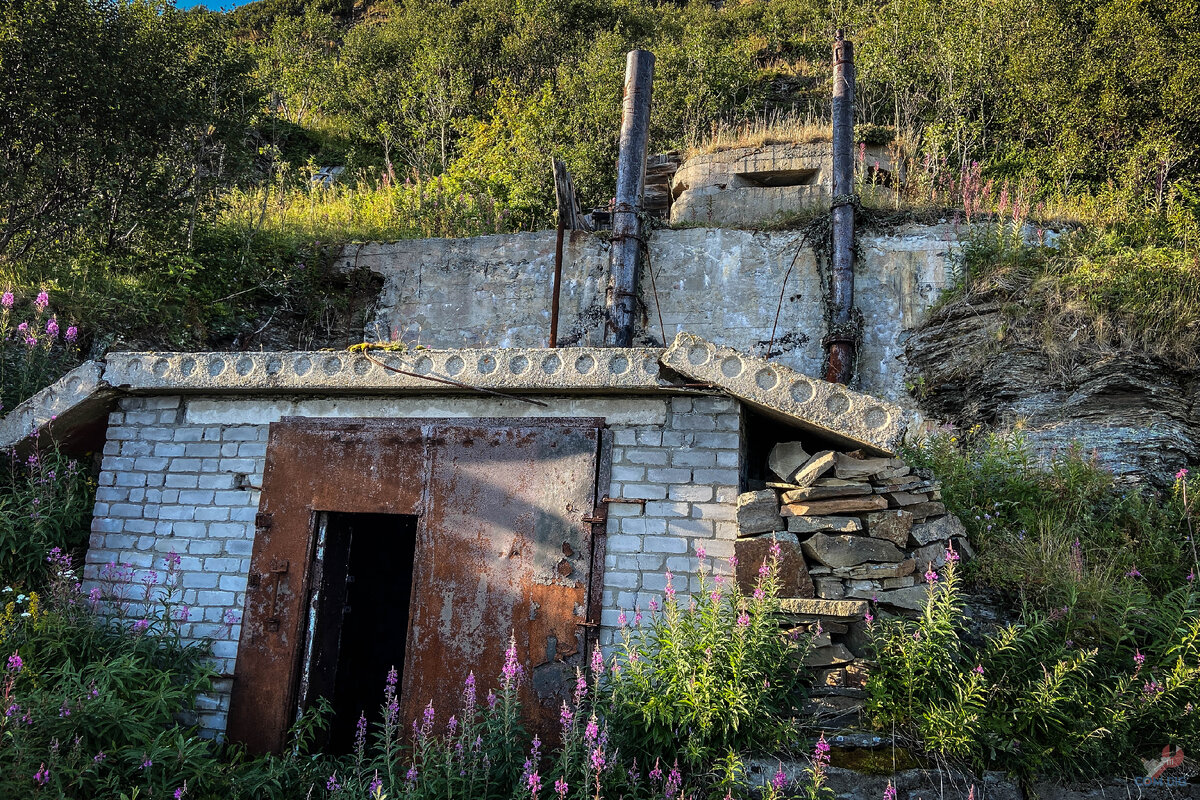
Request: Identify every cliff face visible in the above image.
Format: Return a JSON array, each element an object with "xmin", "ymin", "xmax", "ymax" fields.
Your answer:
[{"xmin": 905, "ymin": 290, "xmax": 1200, "ymax": 486}]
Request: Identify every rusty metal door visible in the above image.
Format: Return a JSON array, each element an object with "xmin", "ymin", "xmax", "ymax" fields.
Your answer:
[{"xmin": 227, "ymin": 418, "xmax": 607, "ymax": 754}]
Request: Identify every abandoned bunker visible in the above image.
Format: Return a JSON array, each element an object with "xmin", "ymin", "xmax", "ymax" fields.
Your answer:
[{"xmin": 3, "ymin": 321, "xmax": 974, "ymax": 754}]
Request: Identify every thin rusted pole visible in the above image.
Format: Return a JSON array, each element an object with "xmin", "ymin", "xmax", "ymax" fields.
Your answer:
[
  {"xmin": 607, "ymin": 49, "xmax": 654, "ymax": 347},
  {"xmin": 551, "ymin": 214, "xmax": 565, "ymax": 347},
  {"xmin": 825, "ymin": 31, "xmax": 856, "ymax": 384}
]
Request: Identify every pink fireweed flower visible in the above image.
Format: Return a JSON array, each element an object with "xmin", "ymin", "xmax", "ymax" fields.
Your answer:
[
  {"xmin": 406, "ymin": 766, "xmax": 418, "ymax": 782},
  {"xmin": 141, "ymin": 758, "xmax": 153, "ymax": 770},
  {"xmin": 753, "ymin": 586, "xmax": 765, "ymax": 601},
  {"xmin": 560, "ymin": 701, "xmax": 573, "ymax": 732},
  {"xmin": 696, "ymin": 545, "xmax": 706, "ymax": 561},
  {"xmin": 502, "ymin": 635, "xmax": 523, "ymax": 684},
  {"xmin": 618, "ymin": 610, "xmax": 627, "ymax": 627},
  {"xmin": 769, "ymin": 537, "xmax": 782, "ymax": 559},
  {"xmin": 648, "ymin": 598, "xmax": 659, "ymax": 612},
  {"xmin": 591, "ymin": 645, "xmax": 603, "ymax": 674},
  {"xmin": 884, "ymin": 782, "xmax": 897, "ymax": 800},
  {"xmin": 34, "ymin": 291, "xmax": 48, "ymax": 310},
  {"xmin": 946, "ymin": 542, "xmax": 960, "ymax": 562},
  {"xmin": 1135, "ymin": 649, "xmax": 1146, "ymax": 668},
  {"xmin": 1188, "ymin": 570, "xmax": 1195, "ymax": 583},
  {"xmin": 584, "ymin": 717, "xmax": 599, "ymax": 744},
  {"xmin": 634, "ymin": 610, "xmax": 642, "ymax": 626},
  {"xmin": 813, "ymin": 733, "xmax": 831, "ymax": 769},
  {"xmin": 93, "ymin": 752, "xmax": 105, "ymax": 763},
  {"xmin": 7, "ymin": 653, "xmax": 22, "ymax": 673},
  {"xmin": 973, "ymin": 665, "xmax": 984, "ymax": 675},
  {"xmin": 736, "ymin": 612, "xmax": 750, "ymax": 627},
  {"xmin": 649, "ymin": 759, "xmax": 663, "ymax": 782},
  {"xmin": 772, "ymin": 768, "xmax": 788, "ymax": 791},
  {"xmin": 555, "ymin": 777, "xmax": 569, "ymax": 798},
  {"xmin": 728, "ymin": 555, "xmax": 738, "ymax": 568},
  {"xmin": 573, "ymin": 669, "xmax": 587, "ymax": 704},
  {"xmin": 463, "ymin": 671, "xmax": 476, "ymax": 708},
  {"xmin": 0, "ymin": 291, "xmax": 12, "ymax": 309},
  {"xmin": 133, "ymin": 619, "xmax": 150, "ymax": 633},
  {"xmin": 65, "ymin": 325, "xmax": 78, "ymax": 342},
  {"xmin": 486, "ymin": 689, "xmax": 497, "ymax": 709},
  {"xmin": 34, "ymin": 764, "xmax": 50, "ymax": 786},
  {"xmin": 925, "ymin": 565, "xmax": 939, "ymax": 583},
  {"xmin": 590, "ymin": 746, "xmax": 606, "ymax": 773},
  {"xmin": 16, "ymin": 321, "xmax": 27, "ymax": 333},
  {"xmin": 368, "ymin": 775, "xmax": 383, "ymax": 796},
  {"xmin": 864, "ymin": 610, "xmax": 874, "ymax": 626},
  {"xmin": 1177, "ymin": 468, "xmax": 1189, "ymax": 481},
  {"xmin": 664, "ymin": 571, "xmax": 676, "ymax": 600},
  {"xmin": 1126, "ymin": 566, "xmax": 1142, "ymax": 579},
  {"xmin": 174, "ymin": 783, "xmax": 188, "ymax": 799},
  {"xmin": 46, "ymin": 318, "xmax": 58, "ymax": 338},
  {"xmin": 422, "ymin": 701, "xmax": 435, "ymax": 732},
  {"xmin": 758, "ymin": 561, "xmax": 770, "ymax": 577}
]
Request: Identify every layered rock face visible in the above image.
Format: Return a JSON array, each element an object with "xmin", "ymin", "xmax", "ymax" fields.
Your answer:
[{"xmin": 906, "ymin": 293, "xmax": 1200, "ymax": 487}]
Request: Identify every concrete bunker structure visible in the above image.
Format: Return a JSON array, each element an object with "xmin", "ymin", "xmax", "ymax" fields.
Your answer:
[{"xmin": 5, "ymin": 332, "xmax": 970, "ymax": 751}]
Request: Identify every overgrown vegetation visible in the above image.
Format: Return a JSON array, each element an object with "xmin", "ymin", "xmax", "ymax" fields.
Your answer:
[
  {"xmin": 874, "ymin": 432, "xmax": 1200, "ymax": 779},
  {"xmin": 1, "ymin": 0, "xmax": 1197, "ymax": 383}
]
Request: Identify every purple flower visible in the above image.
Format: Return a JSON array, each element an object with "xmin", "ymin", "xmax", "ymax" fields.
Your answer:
[
  {"xmin": 649, "ymin": 598, "xmax": 659, "ymax": 612},
  {"xmin": 1177, "ymin": 468, "xmax": 1189, "ymax": 481},
  {"xmin": 463, "ymin": 671, "xmax": 476, "ymax": 708},
  {"xmin": 0, "ymin": 291, "xmax": 12, "ymax": 309},
  {"xmin": 813, "ymin": 733, "xmax": 831, "ymax": 769},
  {"xmin": 387, "ymin": 666, "xmax": 398, "ymax": 687},
  {"xmin": 141, "ymin": 758, "xmax": 153, "ymax": 770},
  {"xmin": 133, "ymin": 619, "xmax": 150, "ymax": 633},
  {"xmin": 925, "ymin": 566, "xmax": 939, "ymax": 583},
  {"xmin": 865, "ymin": 610, "xmax": 874, "ymax": 625},
  {"xmin": 649, "ymin": 760, "xmax": 663, "ymax": 782},
  {"xmin": 634, "ymin": 610, "xmax": 642, "ymax": 626},
  {"xmin": 1135, "ymin": 649, "xmax": 1145, "ymax": 667},
  {"xmin": 590, "ymin": 746, "xmax": 606, "ymax": 773},
  {"xmin": 422, "ymin": 701, "xmax": 435, "ymax": 732},
  {"xmin": 502, "ymin": 635, "xmax": 523, "ymax": 685},
  {"xmin": 696, "ymin": 545, "xmax": 706, "ymax": 561},
  {"xmin": 59, "ymin": 701, "xmax": 71, "ymax": 717},
  {"xmin": 34, "ymin": 764, "xmax": 49, "ymax": 786},
  {"xmin": 758, "ymin": 561, "xmax": 770, "ymax": 577},
  {"xmin": 5, "ymin": 703, "xmax": 19, "ymax": 717},
  {"xmin": 736, "ymin": 612, "xmax": 750, "ymax": 627},
  {"xmin": 973, "ymin": 665, "xmax": 984, "ymax": 675},
  {"xmin": 174, "ymin": 784, "xmax": 187, "ymax": 799},
  {"xmin": 34, "ymin": 291, "xmax": 48, "ymax": 310},
  {"xmin": 618, "ymin": 609, "xmax": 627, "ymax": 627},
  {"xmin": 590, "ymin": 645, "xmax": 603, "ymax": 674},
  {"xmin": 728, "ymin": 555, "xmax": 739, "ymax": 568},
  {"xmin": 560, "ymin": 701, "xmax": 573, "ymax": 733},
  {"xmin": 554, "ymin": 777, "xmax": 569, "ymax": 798},
  {"xmin": 16, "ymin": 321, "xmax": 27, "ymax": 333},
  {"xmin": 326, "ymin": 772, "xmax": 341, "ymax": 791},
  {"xmin": 7, "ymin": 653, "xmax": 22, "ymax": 673},
  {"xmin": 368, "ymin": 775, "xmax": 383, "ymax": 795},
  {"xmin": 65, "ymin": 326, "xmax": 78, "ymax": 342},
  {"xmin": 771, "ymin": 768, "xmax": 788, "ymax": 790},
  {"xmin": 93, "ymin": 752, "xmax": 105, "ymax": 764},
  {"xmin": 406, "ymin": 766, "xmax": 418, "ymax": 782},
  {"xmin": 666, "ymin": 763, "xmax": 682, "ymax": 799},
  {"xmin": 46, "ymin": 318, "xmax": 58, "ymax": 338},
  {"xmin": 664, "ymin": 571, "xmax": 676, "ymax": 600},
  {"xmin": 946, "ymin": 543, "xmax": 960, "ymax": 562},
  {"xmin": 884, "ymin": 782, "xmax": 897, "ymax": 800},
  {"xmin": 1126, "ymin": 566, "xmax": 1142, "ymax": 578},
  {"xmin": 486, "ymin": 689, "xmax": 497, "ymax": 710}
]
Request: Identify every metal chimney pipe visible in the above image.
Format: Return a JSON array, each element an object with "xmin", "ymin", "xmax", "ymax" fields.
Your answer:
[
  {"xmin": 607, "ymin": 49, "xmax": 655, "ymax": 347},
  {"xmin": 825, "ymin": 31, "xmax": 857, "ymax": 384}
]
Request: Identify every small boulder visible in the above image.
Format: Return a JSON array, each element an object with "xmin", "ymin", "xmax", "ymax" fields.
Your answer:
[
  {"xmin": 736, "ymin": 489, "xmax": 783, "ymax": 536},
  {"xmin": 910, "ymin": 514, "xmax": 967, "ymax": 546},
  {"xmin": 768, "ymin": 441, "xmax": 810, "ymax": 482},
  {"xmin": 865, "ymin": 509, "xmax": 914, "ymax": 547},
  {"xmin": 801, "ymin": 533, "xmax": 905, "ymax": 568}
]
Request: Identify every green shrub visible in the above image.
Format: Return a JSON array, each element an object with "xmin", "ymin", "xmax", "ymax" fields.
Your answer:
[
  {"xmin": 0, "ymin": 449, "xmax": 93, "ymax": 589},
  {"xmin": 602, "ymin": 541, "xmax": 812, "ymax": 779}
]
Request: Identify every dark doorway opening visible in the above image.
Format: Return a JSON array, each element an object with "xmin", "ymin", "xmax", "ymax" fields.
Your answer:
[{"xmin": 301, "ymin": 512, "xmax": 418, "ymax": 754}]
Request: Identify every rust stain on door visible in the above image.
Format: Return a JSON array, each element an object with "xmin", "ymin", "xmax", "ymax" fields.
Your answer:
[{"xmin": 227, "ymin": 417, "xmax": 606, "ymax": 755}]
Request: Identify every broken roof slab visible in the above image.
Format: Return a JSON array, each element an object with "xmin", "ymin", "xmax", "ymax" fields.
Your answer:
[
  {"xmin": 4, "ymin": 340, "xmax": 906, "ymax": 455},
  {"xmin": 661, "ymin": 333, "xmax": 905, "ymax": 455}
]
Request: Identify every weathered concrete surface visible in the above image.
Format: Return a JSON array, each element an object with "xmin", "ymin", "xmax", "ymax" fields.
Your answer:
[
  {"xmin": 669, "ymin": 142, "xmax": 896, "ymax": 227},
  {"xmin": 103, "ymin": 347, "xmax": 665, "ymax": 395},
  {"xmin": 351, "ymin": 225, "xmax": 962, "ymax": 405},
  {"xmin": 662, "ymin": 333, "xmax": 905, "ymax": 453},
  {"xmin": 0, "ymin": 361, "xmax": 115, "ymax": 451}
]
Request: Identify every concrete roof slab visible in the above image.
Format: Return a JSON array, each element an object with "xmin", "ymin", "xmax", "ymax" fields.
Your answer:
[{"xmin": 660, "ymin": 333, "xmax": 905, "ymax": 454}]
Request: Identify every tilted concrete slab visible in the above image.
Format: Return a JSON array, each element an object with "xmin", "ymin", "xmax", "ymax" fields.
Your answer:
[
  {"xmin": 660, "ymin": 333, "xmax": 905, "ymax": 455},
  {"xmin": 0, "ymin": 361, "xmax": 116, "ymax": 451},
  {"xmin": 102, "ymin": 348, "xmax": 668, "ymax": 394}
]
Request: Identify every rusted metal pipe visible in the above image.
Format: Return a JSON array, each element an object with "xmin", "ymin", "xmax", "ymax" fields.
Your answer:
[
  {"xmin": 824, "ymin": 31, "xmax": 857, "ymax": 385},
  {"xmin": 551, "ymin": 213, "xmax": 565, "ymax": 347},
  {"xmin": 607, "ymin": 49, "xmax": 655, "ymax": 347}
]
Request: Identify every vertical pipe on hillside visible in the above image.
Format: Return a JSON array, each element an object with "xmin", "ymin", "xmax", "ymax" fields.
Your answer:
[
  {"xmin": 825, "ymin": 31, "xmax": 857, "ymax": 384},
  {"xmin": 607, "ymin": 49, "xmax": 655, "ymax": 348}
]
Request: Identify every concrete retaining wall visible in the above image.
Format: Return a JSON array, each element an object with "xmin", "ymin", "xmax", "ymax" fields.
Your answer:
[{"xmin": 345, "ymin": 224, "xmax": 961, "ymax": 405}]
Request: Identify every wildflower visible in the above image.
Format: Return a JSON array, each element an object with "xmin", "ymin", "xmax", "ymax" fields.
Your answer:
[
  {"xmin": 7, "ymin": 653, "xmax": 22, "ymax": 673},
  {"xmin": 753, "ymin": 586, "xmax": 765, "ymax": 601},
  {"xmin": 502, "ymin": 635, "xmax": 523, "ymax": 684},
  {"xmin": 486, "ymin": 690, "xmax": 497, "ymax": 710},
  {"xmin": 1143, "ymin": 680, "xmax": 1164, "ymax": 697},
  {"xmin": 447, "ymin": 715, "xmax": 457, "ymax": 735},
  {"xmin": 0, "ymin": 291, "xmax": 11, "ymax": 309},
  {"xmin": 174, "ymin": 783, "xmax": 188, "ymax": 799},
  {"xmin": 696, "ymin": 545, "xmax": 706, "ymax": 561},
  {"xmin": 665, "ymin": 762, "xmax": 683, "ymax": 799},
  {"xmin": 736, "ymin": 612, "xmax": 750, "ymax": 627},
  {"xmin": 326, "ymin": 773, "xmax": 341, "ymax": 791},
  {"xmin": 590, "ymin": 746, "xmax": 606, "ymax": 773},
  {"xmin": 758, "ymin": 561, "xmax": 770, "ymax": 577},
  {"xmin": 560, "ymin": 701, "xmax": 573, "ymax": 732},
  {"xmin": 591, "ymin": 645, "xmax": 603, "ymax": 674},
  {"xmin": 16, "ymin": 322, "xmax": 27, "ymax": 333},
  {"xmin": 406, "ymin": 766, "xmax": 418, "ymax": 782},
  {"xmin": 174, "ymin": 605, "xmax": 190, "ymax": 622},
  {"xmin": 35, "ymin": 291, "xmax": 48, "ymax": 310},
  {"xmin": 618, "ymin": 609, "xmax": 627, "ymax": 627},
  {"xmin": 141, "ymin": 758, "xmax": 153, "ymax": 770},
  {"xmin": 574, "ymin": 669, "xmax": 587, "ymax": 704},
  {"xmin": 368, "ymin": 774, "xmax": 382, "ymax": 796},
  {"xmin": 1177, "ymin": 468, "xmax": 1189, "ymax": 481},
  {"xmin": 165, "ymin": 550, "xmax": 181, "ymax": 568},
  {"xmin": 946, "ymin": 542, "xmax": 960, "ymax": 562},
  {"xmin": 93, "ymin": 752, "xmax": 105, "ymax": 764},
  {"xmin": 422, "ymin": 701, "xmax": 435, "ymax": 732},
  {"xmin": 771, "ymin": 767, "xmax": 788, "ymax": 791},
  {"xmin": 34, "ymin": 764, "xmax": 49, "ymax": 786},
  {"xmin": 526, "ymin": 769, "xmax": 542, "ymax": 797},
  {"xmin": 634, "ymin": 610, "xmax": 642, "ymax": 626},
  {"xmin": 387, "ymin": 666, "xmax": 398, "ymax": 687},
  {"xmin": 65, "ymin": 326, "xmax": 78, "ymax": 342},
  {"xmin": 46, "ymin": 318, "xmax": 58, "ymax": 338},
  {"xmin": 1126, "ymin": 566, "xmax": 1142, "ymax": 579},
  {"xmin": 884, "ymin": 782, "xmax": 897, "ymax": 800},
  {"xmin": 5, "ymin": 703, "xmax": 18, "ymax": 717},
  {"xmin": 649, "ymin": 760, "xmax": 663, "ymax": 782},
  {"xmin": 463, "ymin": 671, "xmax": 476, "ymax": 708},
  {"xmin": 555, "ymin": 777, "xmax": 569, "ymax": 798},
  {"xmin": 814, "ymin": 733, "xmax": 831, "ymax": 769},
  {"xmin": 649, "ymin": 598, "xmax": 659, "ymax": 612},
  {"xmin": 585, "ymin": 717, "xmax": 599, "ymax": 744},
  {"xmin": 59, "ymin": 701, "xmax": 70, "ymax": 717},
  {"xmin": 925, "ymin": 565, "xmax": 938, "ymax": 583},
  {"xmin": 664, "ymin": 571, "xmax": 676, "ymax": 600},
  {"xmin": 1134, "ymin": 649, "xmax": 1146, "ymax": 668},
  {"xmin": 973, "ymin": 665, "xmax": 984, "ymax": 676},
  {"xmin": 728, "ymin": 555, "xmax": 738, "ymax": 568}
]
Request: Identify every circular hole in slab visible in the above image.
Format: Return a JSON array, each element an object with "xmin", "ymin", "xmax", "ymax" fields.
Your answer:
[
  {"xmin": 541, "ymin": 354, "xmax": 562, "ymax": 375},
  {"xmin": 609, "ymin": 354, "xmax": 629, "ymax": 375},
  {"xmin": 413, "ymin": 356, "xmax": 434, "ymax": 375},
  {"xmin": 151, "ymin": 358, "xmax": 170, "ymax": 378},
  {"xmin": 826, "ymin": 392, "xmax": 851, "ymax": 415},
  {"xmin": 445, "ymin": 356, "xmax": 465, "ymax": 376},
  {"xmin": 235, "ymin": 357, "xmax": 254, "ymax": 377},
  {"xmin": 265, "ymin": 358, "xmax": 283, "ymax": 376},
  {"xmin": 865, "ymin": 407, "xmax": 890, "ymax": 430},
  {"xmin": 509, "ymin": 355, "xmax": 529, "ymax": 375},
  {"xmin": 687, "ymin": 344, "xmax": 712, "ymax": 366},
  {"xmin": 352, "ymin": 357, "xmax": 371, "ymax": 376},
  {"xmin": 294, "ymin": 356, "xmax": 313, "ymax": 377},
  {"xmin": 575, "ymin": 354, "xmax": 596, "ymax": 375},
  {"xmin": 478, "ymin": 354, "xmax": 497, "ymax": 375},
  {"xmin": 754, "ymin": 367, "xmax": 778, "ymax": 391},
  {"xmin": 789, "ymin": 378, "xmax": 815, "ymax": 403},
  {"xmin": 207, "ymin": 357, "xmax": 226, "ymax": 378},
  {"xmin": 179, "ymin": 358, "xmax": 196, "ymax": 377},
  {"xmin": 322, "ymin": 356, "xmax": 342, "ymax": 376},
  {"xmin": 720, "ymin": 356, "xmax": 744, "ymax": 379}
]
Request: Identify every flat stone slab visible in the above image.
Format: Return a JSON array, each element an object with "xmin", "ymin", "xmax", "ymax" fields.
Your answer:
[
  {"xmin": 787, "ymin": 516, "xmax": 862, "ymax": 534},
  {"xmin": 910, "ymin": 514, "xmax": 967, "ymax": 546},
  {"xmin": 779, "ymin": 597, "xmax": 867, "ymax": 618},
  {"xmin": 768, "ymin": 441, "xmax": 809, "ymax": 482},
  {"xmin": 865, "ymin": 509, "xmax": 914, "ymax": 547},
  {"xmin": 660, "ymin": 333, "xmax": 905, "ymax": 454},
  {"xmin": 802, "ymin": 533, "xmax": 905, "ymax": 568},
  {"xmin": 782, "ymin": 495, "xmax": 888, "ymax": 516},
  {"xmin": 781, "ymin": 480, "xmax": 871, "ymax": 503},
  {"xmin": 0, "ymin": 361, "xmax": 115, "ymax": 450},
  {"xmin": 103, "ymin": 347, "xmax": 666, "ymax": 395}
]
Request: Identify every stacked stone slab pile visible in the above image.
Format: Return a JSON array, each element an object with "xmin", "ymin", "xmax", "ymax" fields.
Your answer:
[{"xmin": 734, "ymin": 442, "xmax": 970, "ymax": 728}]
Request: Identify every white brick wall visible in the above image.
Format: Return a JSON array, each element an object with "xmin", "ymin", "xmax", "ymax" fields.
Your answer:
[{"xmin": 83, "ymin": 392, "xmax": 744, "ymax": 736}]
